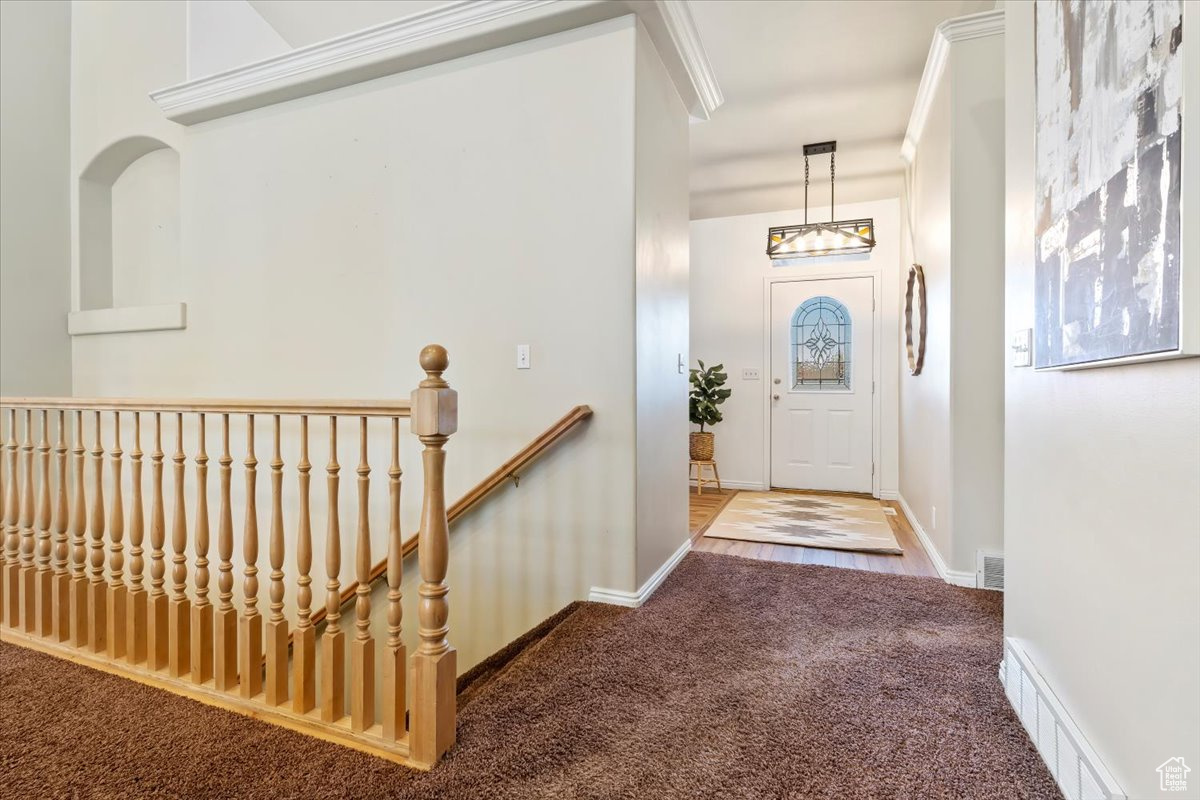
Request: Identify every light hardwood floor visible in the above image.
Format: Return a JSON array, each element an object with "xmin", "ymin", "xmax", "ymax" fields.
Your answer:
[{"xmin": 689, "ymin": 488, "xmax": 940, "ymax": 578}]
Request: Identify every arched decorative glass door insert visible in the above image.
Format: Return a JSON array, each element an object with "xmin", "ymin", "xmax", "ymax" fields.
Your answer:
[{"xmin": 790, "ymin": 296, "xmax": 852, "ymax": 390}]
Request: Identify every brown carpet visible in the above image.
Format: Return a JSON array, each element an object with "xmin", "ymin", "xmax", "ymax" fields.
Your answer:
[{"xmin": 0, "ymin": 552, "xmax": 1061, "ymax": 799}]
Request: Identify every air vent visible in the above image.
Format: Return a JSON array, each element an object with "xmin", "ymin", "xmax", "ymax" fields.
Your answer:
[{"xmin": 977, "ymin": 551, "xmax": 1004, "ymax": 591}]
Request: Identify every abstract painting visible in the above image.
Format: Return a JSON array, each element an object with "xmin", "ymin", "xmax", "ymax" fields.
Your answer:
[{"xmin": 1034, "ymin": 0, "xmax": 1184, "ymax": 368}]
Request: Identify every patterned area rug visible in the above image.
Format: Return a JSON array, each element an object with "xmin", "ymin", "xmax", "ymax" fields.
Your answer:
[{"xmin": 703, "ymin": 491, "xmax": 903, "ymax": 554}]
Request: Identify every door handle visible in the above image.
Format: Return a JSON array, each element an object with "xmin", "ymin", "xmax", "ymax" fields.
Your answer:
[
  {"xmin": 772, "ymin": 394, "xmax": 780, "ymax": 401},
  {"xmin": 773, "ymin": 378, "xmax": 781, "ymax": 385}
]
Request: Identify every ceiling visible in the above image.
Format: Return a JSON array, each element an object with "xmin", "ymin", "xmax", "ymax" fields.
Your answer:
[
  {"xmin": 247, "ymin": 0, "xmax": 993, "ymax": 219},
  {"xmin": 688, "ymin": 0, "xmax": 994, "ymax": 219}
]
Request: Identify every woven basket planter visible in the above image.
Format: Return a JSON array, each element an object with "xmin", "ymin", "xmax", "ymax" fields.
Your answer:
[{"xmin": 689, "ymin": 431, "xmax": 714, "ymax": 461}]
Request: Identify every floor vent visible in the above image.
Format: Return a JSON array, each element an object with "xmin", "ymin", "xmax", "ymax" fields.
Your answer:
[{"xmin": 977, "ymin": 550, "xmax": 1004, "ymax": 591}]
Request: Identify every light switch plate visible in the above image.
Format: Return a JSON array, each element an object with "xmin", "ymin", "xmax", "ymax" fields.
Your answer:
[
  {"xmin": 517, "ymin": 344, "xmax": 530, "ymax": 369},
  {"xmin": 678, "ymin": 353, "xmax": 686, "ymax": 374},
  {"xmin": 1010, "ymin": 329, "xmax": 1032, "ymax": 367},
  {"xmin": 742, "ymin": 368, "xmax": 760, "ymax": 380}
]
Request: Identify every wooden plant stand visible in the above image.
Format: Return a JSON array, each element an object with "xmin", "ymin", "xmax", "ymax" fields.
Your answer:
[{"xmin": 689, "ymin": 460, "xmax": 721, "ymax": 495}]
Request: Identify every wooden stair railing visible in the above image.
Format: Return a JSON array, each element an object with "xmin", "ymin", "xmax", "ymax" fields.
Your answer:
[
  {"xmin": 309, "ymin": 404, "xmax": 594, "ymax": 630},
  {"xmin": 0, "ymin": 345, "xmax": 458, "ymax": 769}
]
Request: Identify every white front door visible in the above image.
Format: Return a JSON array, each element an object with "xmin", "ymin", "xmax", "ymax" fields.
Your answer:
[{"xmin": 770, "ymin": 277, "xmax": 874, "ymax": 493}]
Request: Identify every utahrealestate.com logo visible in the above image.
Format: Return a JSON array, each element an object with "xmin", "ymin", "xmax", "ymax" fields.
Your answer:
[{"xmin": 1157, "ymin": 757, "xmax": 1190, "ymax": 793}]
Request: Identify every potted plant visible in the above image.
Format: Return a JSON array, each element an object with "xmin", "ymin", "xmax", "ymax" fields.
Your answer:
[{"xmin": 689, "ymin": 360, "xmax": 731, "ymax": 461}]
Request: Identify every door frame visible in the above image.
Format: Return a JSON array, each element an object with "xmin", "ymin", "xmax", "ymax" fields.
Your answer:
[{"xmin": 762, "ymin": 271, "xmax": 881, "ymax": 497}]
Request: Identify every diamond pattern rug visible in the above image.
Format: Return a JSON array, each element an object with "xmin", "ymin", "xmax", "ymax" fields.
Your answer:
[{"xmin": 703, "ymin": 491, "xmax": 903, "ymax": 554}]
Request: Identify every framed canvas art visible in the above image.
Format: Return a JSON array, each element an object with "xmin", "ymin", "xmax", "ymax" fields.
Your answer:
[{"xmin": 1034, "ymin": 0, "xmax": 1194, "ymax": 369}]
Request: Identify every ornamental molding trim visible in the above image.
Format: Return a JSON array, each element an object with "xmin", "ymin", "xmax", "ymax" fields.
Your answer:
[
  {"xmin": 151, "ymin": 0, "xmax": 723, "ymax": 125},
  {"xmin": 901, "ymin": 8, "xmax": 1005, "ymax": 163}
]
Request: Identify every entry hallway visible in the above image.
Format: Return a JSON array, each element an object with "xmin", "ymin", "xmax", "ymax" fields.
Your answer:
[{"xmin": 2, "ymin": 551, "xmax": 1059, "ymax": 799}]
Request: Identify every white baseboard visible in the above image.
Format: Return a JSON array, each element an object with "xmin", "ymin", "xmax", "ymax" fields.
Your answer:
[
  {"xmin": 1001, "ymin": 639, "xmax": 1126, "ymax": 800},
  {"xmin": 688, "ymin": 478, "xmax": 765, "ymax": 491},
  {"xmin": 896, "ymin": 493, "xmax": 976, "ymax": 587},
  {"xmin": 878, "ymin": 489, "xmax": 900, "ymax": 500},
  {"xmin": 588, "ymin": 538, "xmax": 691, "ymax": 608}
]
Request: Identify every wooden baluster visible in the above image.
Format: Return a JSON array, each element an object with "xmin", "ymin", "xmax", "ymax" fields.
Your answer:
[
  {"xmin": 410, "ymin": 345, "xmax": 458, "ymax": 766},
  {"xmin": 351, "ymin": 416, "xmax": 374, "ymax": 732},
  {"xmin": 239, "ymin": 414, "xmax": 262, "ymax": 698},
  {"xmin": 34, "ymin": 411, "xmax": 53, "ymax": 636},
  {"xmin": 86, "ymin": 411, "xmax": 106, "ymax": 650},
  {"xmin": 191, "ymin": 413, "xmax": 213, "ymax": 684},
  {"xmin": 53, "ymin": 411, "xmax": 70, "ymax": 641},
  {"xmin": 213, "ymin": 414, "xmax": 237, "ymax": 690},
  {"xmin": 3, "ymin": 410, "xmax": 18, "ymax": 628},
  {"xmin": 265, "ymin": 415, "xmax": 288, "ymax": 705},
  {"xmin": 146, "ymin": 413, "xmax": 168, "ymax": 670},
  {"xmin": 105, "ymin": 412, "xmax": 126, "ymax": 658},
  {"xmin": 292, "ymin": 415, "xmax": 316, "ymax": 713},
  {"xmin": 169, "ymin": 413, "xmax": 190, "ymax": 677},
  {"xmin": 69, "ymin": 410, "xmax": 88, "ymax": 645},
  {"xmin": 20, "ymin": 410, "xmax": 36, "ymax": 633},
  {"xmin": 321, "ymin": 416, "xmax": 345, "ymax": 723},
  {"xmin": 126, "ymin": 413, "xmax": 147, "ymax": 664},
  {"xmin": 382, "ymin": 416, "xmax": 406, "ymax": 740}
]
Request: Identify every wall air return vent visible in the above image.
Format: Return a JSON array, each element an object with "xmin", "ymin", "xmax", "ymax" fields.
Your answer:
[{"xmin": 977, "ymin": 551, "xmax": 1004, "ymax": 591}]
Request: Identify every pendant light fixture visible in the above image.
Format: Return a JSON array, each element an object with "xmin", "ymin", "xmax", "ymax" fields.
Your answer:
[{"xmin": 766, "ymin": 141, "xmax": 876, "ymax": 260}]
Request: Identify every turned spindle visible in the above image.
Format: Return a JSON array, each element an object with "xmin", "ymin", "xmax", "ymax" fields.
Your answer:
[
  {"xmin": 86, "ymin": 411, "xmax": 106, "ymax": 651},
  {"xmin": 0, "ymin": 410, "xmax": 13, "ymax": 628},
  {"xmin": 69, "ymin": 411, "xmax": 87, "ymax": 645},
  {"xmin": 126, "ymin": 413, "xmax": 147, "ymax": 664},
  {"xmin": 52, "ymin": 411, "xmax": 70, "ymax": 641},
  {"xmin": 146, "ymin": 413, "xmax": 168, "ymax": 670},
  {"xmin": 213, "ymin": 414, "xmax": 237, "ymax": 691},
  {"xmin": 265, "ymin": 414, "xmax": 288, "ymax": 706},
  {"xmin": 239, "ymin": 414, "xmax": 262, "ymax": 698},
  {"xmin": 19, "ymin": 410, "xmax": 36, "ymax": 633},
  {"xmin": 106, "ymin": 412, "xmax": 126, "ymax": 659},
  {"xmin": 168, "ymin": 413, "xmax": 190, "ymax": 677},
  {"xmin": 350, "ymin": 416, "xmax": 374, "ymax": 732},
  {"xmin": 320, "ymin": 416, "xmax": 344, "ymax": 723},
  {"xmin": 34, "ymin": 411, "xmax": 53, "ymax": 636},
  {"xmin": 292, "ymin": 415, "xmax": 316, "ymax": 713},
  {"xmin": 382, "ymin": 416, "xmax": 406, "ymax": 740},
  {"xmin": 191, "ymin": 413, "xmax": 213, "ymax": 684}
]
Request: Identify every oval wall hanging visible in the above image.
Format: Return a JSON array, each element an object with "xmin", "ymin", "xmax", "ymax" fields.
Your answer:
[{"xmin": 905, "ymin": 264, "xmax": 927, "ymax": 376}]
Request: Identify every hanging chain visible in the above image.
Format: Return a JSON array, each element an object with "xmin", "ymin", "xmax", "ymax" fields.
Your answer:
[
  {"xmin": 803, "ymin": 155, "xmax": 810, "ymax": 225},
  {"xmin": 829, "ymin": 150, "xmax": 836, "ymax": 221}
]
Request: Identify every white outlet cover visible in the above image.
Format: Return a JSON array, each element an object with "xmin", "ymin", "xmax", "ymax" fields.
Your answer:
[
  {"xmin": 742, "ymin": 368, "xmax": 760, "ymax": 380},
  {"xmin": 1010, "ymin": 329, "xmax": 1032, "ymax": 367},
  {"xmin": 516, "ymin": 344, "xmax": 530, "ymax": 369}
]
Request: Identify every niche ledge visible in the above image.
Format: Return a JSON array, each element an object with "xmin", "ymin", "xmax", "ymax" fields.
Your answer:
[{"xmin": 68, "ymin": 303, "xmax": 187, "ymax": 336}]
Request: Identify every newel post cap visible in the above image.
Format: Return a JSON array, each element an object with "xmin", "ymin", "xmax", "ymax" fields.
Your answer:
[{"xmin": 412, "ymin": 344, "xmax": 457, "ymax": 436}]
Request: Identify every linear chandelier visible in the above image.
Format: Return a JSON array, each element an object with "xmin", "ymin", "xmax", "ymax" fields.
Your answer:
[{"xmin": 766, "ymin": 141, "xmax": 876, "ymax": 260}]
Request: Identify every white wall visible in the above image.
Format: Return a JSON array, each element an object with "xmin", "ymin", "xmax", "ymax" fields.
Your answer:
[
  {"xmin": 67, "ymin": 6, "xmax": 692, "ymax": 673},
  {"xmin": 633, "ymin": 23, "xmax": 690, "ymax": 586},
  {"xmin": 110, "ymin": 148, "xmax": 180, "ymax": 308},
  {"xmin": 186, "ymin": 0, "xmax": 290, "ymax": 79},
  {"xmin": 900, "ymin": 74, "xmax": 953, "ymax": 563},
  {"xmin": 689, "ymin": 198, "xmax": 901, "ymax": 496},
  {"xmin": 1004, "ymin": 2, "xmax": 1200, "ymax": 796},
  {"xmin": 899, "ymin": 23, "xmax": 1005, "ymax": 577},
  {"xmin": 0, "ymin": 0, "xmax": 72, "ymax": 397}
]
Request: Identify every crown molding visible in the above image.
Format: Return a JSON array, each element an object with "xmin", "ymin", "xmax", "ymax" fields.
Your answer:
[
  {"xmin": 151, "ymin": 0, "xmax": 723, "ymax": 126},
  {"xmin": 901, "ymin": 8, "xmax": 1005, "ymax": 163}
]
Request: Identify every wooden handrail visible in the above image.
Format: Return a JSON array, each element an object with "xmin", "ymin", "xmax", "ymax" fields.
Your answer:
[
  {"xmin": 310, "ymin": 404, "xmax": 593, "ymax": 628},
  {"xmin": 0, "ymin": 398, "xmax": 412, "ymax": 418}
]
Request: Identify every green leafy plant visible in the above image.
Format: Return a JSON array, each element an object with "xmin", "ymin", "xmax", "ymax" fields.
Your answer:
[{"xmin": 689, "ymin": 361, "xmax": 731, "ymax": 432}]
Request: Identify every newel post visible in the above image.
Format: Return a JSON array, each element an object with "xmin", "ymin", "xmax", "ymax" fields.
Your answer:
[{"xmin": 410, "ymin": 344, "xmax": 458, "ymax": 767}]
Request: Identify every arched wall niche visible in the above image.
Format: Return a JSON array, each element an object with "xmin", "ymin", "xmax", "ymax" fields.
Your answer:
[{"xmin": 72, "ymin": 135, "xmax": 186, "ymax": 335}]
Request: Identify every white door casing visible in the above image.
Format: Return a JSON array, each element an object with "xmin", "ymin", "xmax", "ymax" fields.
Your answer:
[{"xmin": 770, "ymin": 277, "xmax": 874, "ymax": 492}]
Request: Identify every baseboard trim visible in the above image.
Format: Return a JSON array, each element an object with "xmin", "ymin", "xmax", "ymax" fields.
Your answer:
[
  {"xmin": 588, "ymin": 538, "xmax": 691, "ymax": 608},
  {"xmin": 688, "ymin": 479, "xmax": 764, "ymax": 491},
  {"xmin": 895, "ymin": 493, "xmax": 976, "ymax": 587},
  {"xmin": 1000, "ymin": 638, "xmax": 1126, "ymax": 800},
  {"xmin": 878, "ymin": 490, "xmax": 900, "ymax": 501}
]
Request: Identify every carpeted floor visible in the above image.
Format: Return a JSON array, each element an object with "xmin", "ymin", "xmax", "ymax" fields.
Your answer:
[{"xmin": 0, "ymin": 552, "xmax": 1061, "ymax": 799}]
